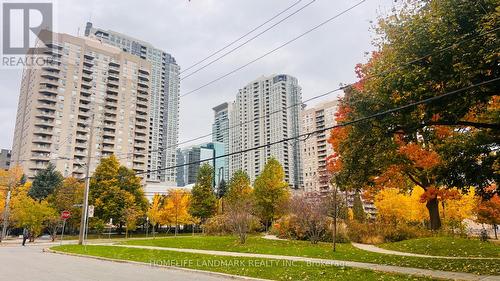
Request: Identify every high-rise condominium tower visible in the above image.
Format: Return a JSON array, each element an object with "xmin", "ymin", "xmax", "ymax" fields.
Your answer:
[
  {"xmin": 301, "ymin": 100, "xmax": 338, "ymax": 193},
  {"xmin": 11, "ymin": 32, "xmax": 151, "ymax": 178},
  {"xmin": 212, "ymin": 102, "xmax": 231, "ymax": 183},
  {"xmin": 85, "ymin": 22, "xmax": 180, "ymax": 184},
  {"xmin": 219, "ymin": 74, "xmax": 303, "ymax": 188}
]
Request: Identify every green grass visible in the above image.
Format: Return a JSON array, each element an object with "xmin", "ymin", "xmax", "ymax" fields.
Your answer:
[
  {"xmin": 119, "ymin": 235, "xmax": 500, "ymax": 275},
  {"xmin": 51, "ymin": 245, "xmax": 436, "ymax": 281},
  {"xmin": 379, "ymin": 237, "xmax": 500, "ymax": 258}
]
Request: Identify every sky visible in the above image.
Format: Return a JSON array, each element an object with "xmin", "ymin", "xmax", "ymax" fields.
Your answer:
[{"xmin": 0, "ymin": 0, "xmax": 400, "ymax": 149}]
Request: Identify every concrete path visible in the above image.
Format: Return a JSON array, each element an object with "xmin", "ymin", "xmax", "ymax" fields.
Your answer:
[
  {"xmin": 352, "ymin": 242, "xmax": 500, "ymax": 260},
  {"xmin": 111, "ymin": 244, "xmax": 500, "ymax": 281},
  {"xmin": 262, "ymin": 234, "xmax": 287, "ymax": 241},
  {"xmin": 0, "ymin": 243, "xmax": 248, "ymax": 281}
]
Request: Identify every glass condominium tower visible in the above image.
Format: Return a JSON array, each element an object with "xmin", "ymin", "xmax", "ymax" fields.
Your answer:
[{"xmin": 85, "ymin": 22, "xmax": 180, "ymax": 184}]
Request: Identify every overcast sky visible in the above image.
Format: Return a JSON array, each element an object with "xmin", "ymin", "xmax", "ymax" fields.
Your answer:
[{"xmin": 0, "ymin": 0, "xmax": 399, "ymax": 149}]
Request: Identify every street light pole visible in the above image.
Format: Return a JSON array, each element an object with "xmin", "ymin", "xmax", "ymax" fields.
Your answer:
[{"xmin": 78, "ymin": 115, "xmax": 94, "ymax": 245}]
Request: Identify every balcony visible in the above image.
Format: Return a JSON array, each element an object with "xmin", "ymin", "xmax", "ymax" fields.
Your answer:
[
  {"xmin": 34, "ymin": 118, "xmax": 54, "ymax": 127},
  {"xmin": 109, "ymin": 61, "xmax": 120, "ymax": 68},
  {"xmin": 39, "ymin": 83, "xmax": 58, "ymax": 93},
  {"xmin": 34, "ymin": 127, "xmax": 53, "ymax": 135},
  {"xmin": 31, "ymin": 145, "xmax": 51, "ymax": 153},
  {"xmin": 32, "ymin": 136, "xmax": 52, "ymax": 144},
  {"xmin": 42, "ymin": 64, "xmax": 60, "ymax": 72},
  {"xmin": 137, "ymin": 81, "xmax": 149, "ymax": 89}
]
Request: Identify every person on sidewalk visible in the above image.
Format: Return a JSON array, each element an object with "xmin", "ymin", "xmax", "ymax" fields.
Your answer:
[{"xmin": 22, "ymin": 228, "xmax": 29, "ymax": 246}]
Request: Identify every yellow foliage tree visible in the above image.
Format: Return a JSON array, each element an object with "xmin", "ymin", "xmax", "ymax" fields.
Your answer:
[
  {"xmin": 375, "ymin": 186, "xmax": 478, "ymax": 229},
  {"xmin": 440, "ymin": 189, "xmax": 478, "ymax": 232},
  {"xmin": 162, "ymin": 189, "xmax": 193, "ymax": 236},
  {"xmin": 375, "ymin": 188, "xmax": 425, "ymax": 224},
  {"xmin": 9, "ymin": 183, "xmax": 58, "ymax": 241},
  {"xmin": 147, "ymin": 194, "xmax": 164, "ymax": 237},
  {"xmin": 0, "ymin": 166, "xmax": 24, "ymax": 220}
]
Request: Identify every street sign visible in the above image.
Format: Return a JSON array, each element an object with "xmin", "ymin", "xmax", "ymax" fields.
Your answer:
[
  {"xmin": 88, "ymin": 205, "xmax": 94, "ymax": 218},
  {"xmin": 61, "ymin": 211, "xmax": 71, "ymax": 220}
]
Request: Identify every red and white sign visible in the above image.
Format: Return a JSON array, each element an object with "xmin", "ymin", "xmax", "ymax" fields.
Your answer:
[{"xmin": 61, "ymin": 211, "xmax": 71, "ymax": 220}]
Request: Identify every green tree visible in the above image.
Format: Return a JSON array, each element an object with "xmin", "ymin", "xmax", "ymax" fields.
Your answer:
[
  {"xmin": 217, "ymin": 178, "xmax": 227, "ymax": 199},
  {"xmin": 89, "ymin": 155, "xmax": 147, "ymax": 233},
  {"xmin": 254, "ymin": 158, "xmax": 290, "ymax": 230},
  {"xmin": 28, "ymin": 163, "xmax": 63, "ymax": 201},
  {"xmin": 352, "ymin": 191, "xmax": 366, "ymax": 222},
  {"xmin": 327, "ymin": 0, "xmax": 499, "ymax": 230},
  {"xmin": 189, "ymin": 163, "xmax": 217, "ymax": 224},
  {"xmin": 225, "ymin": 170, "xmax": 252, "ymax": 204}
]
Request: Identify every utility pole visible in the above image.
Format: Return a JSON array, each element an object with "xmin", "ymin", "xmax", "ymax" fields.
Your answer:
[
  {"xmin": 78, "ymin": 115, "xmax": 94, "ymax": 245},
  {"xmin": 332, "ymin": 183, "xmax": 338, "ymax": 252}
]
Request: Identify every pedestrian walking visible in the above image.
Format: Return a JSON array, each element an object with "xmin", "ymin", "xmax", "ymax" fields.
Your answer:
[{"xmin": 22, "ymin": 228, "xmax": 28, "ymax": 246}]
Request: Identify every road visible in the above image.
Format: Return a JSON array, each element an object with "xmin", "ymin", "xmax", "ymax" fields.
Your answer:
[{"xmin": 0, "ymin": 243, "xmax": 240, "ymax": 281}]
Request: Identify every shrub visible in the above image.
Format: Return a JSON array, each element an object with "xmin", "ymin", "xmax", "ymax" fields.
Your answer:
[
  {"xmin": 203, "ymin": 215, "xmax": 231, "ymax": 235},
  {"xmin": 347, "ymin": 221, "xmax": 429, "ymax": 243},
  {"xmin": 272, "ymin": 215, "xmax": 350, "ymax": 243}
]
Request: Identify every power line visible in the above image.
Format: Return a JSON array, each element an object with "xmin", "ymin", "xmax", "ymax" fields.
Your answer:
[
  {"xmin": 11, "ymin": 25, "xmax": 498, "ymax": 167},
  {"xmin": 180, "ymin": 0, "xmax": 305, "ymax": 74},
  {"xmin": 180, "ymin": 0, "xmax": 367, "ymax": 97},
  {"xmin": 136, "ymin": 77, "xmax": 500, "ymax": 176},
  {"xmin": 112, "ymin": 25, "xmax": 500, "ymax": 160},
  {"xmin": 180, "ymin": 0, "xmax": 317, "ymax": 80}
]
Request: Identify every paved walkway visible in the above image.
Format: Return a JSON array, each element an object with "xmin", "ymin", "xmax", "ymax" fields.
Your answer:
[
  {"xmin": 352, "ymin": 243, "xmax": 500, "ymax": 260},
  {"xmin": 110, "ymin": 244, "xmax": 500, "ymax": 281},
  {"xmin": 0, "ymin": 244, "xmax": 246, "ymax": 281}
]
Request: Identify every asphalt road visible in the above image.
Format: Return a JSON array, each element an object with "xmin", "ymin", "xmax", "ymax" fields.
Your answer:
[{"xmin": 0, "ymin": 244, "xmax": 238, "ymax": 281}]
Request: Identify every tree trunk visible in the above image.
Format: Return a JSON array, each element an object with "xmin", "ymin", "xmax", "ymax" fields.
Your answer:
[
  {"xmin": 494, "ymin": 224, "xmax": 498, "ymax": 240},
  {"xmin": 426, "ymin": 198, "xmax": 441, "ymax": 230}
]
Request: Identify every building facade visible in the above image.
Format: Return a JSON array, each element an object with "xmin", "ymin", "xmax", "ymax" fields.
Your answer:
[
  {"xmin": 212, "ymin": 102, "xmax": 231, "ymax": 183},
  {"xmin": 0, "ymin": 149, "xmax": 11, "ymax": 170},
  {"xmin": 301, "ymin": 100, "xmax": 338, "ymax": 193},
  {"xmin": 222, "ymin": 74, "xmax": 303, "ymax": 188},
  {"xmin": 85, "ymin": 22, "xmax": 180, "ymax": 185},
  {"xmin": 176, "ymin": 142, "xmax": 224, "ymax": 187},
  {"xmin": 11, "ymin": 32, "xmax": 151, "ymax": 179}
]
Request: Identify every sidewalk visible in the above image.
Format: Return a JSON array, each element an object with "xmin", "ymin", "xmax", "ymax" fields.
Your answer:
[
  {"xmin": 109, "ymin": 244, "xmax": 500, "ymax": 281},
  {"xmin": 351, "ymin": 243, "xmax": 500, "ymax": 260}
]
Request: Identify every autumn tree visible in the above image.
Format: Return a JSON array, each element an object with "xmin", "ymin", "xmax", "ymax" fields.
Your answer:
[
  {"xmin": 29, "ymin": 162, "xmax": 63, "ymax": 201},
  {"xmin": 147, "ymin": 194, "xmax": 165, "ymax": 236},
  {"xmin": 48, "ymin": 177, "xmax": 84, "ymax": 233},
  {"xmin": 189, "ymin": 163, "xmax": 217, "ymax": 224},
  {"xmin": 9, "ymin": 183, "xmax": 58, "ymax": 241},
  {"xmin": 225, "ymin": 170, "xmax": 255, "ymax": 244},
  {"xmin": 289, "ymin": 195, "xmax": 329, "ymax": 244},
  {"xmin": 254, "ymin": 158, "xmax": 290, "ymax": 230},
  {"xmin": 0, "ymin": 166, "xmax": 25, "ymax": 241},
  {"xmin": 163, "ymin": 189, "xmax": 193, "ymax": 236},
  {"xmin": 327, "ymin": 0, "xmax": 499, "ymax": 230},
  {"xmin": 476, "ymin": 194, "xmax": 500, "ymax": 239}
]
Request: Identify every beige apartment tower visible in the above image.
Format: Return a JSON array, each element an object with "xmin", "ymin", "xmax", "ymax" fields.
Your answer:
[
  {"xmin": 301, "ymin": 100, "xmax": 338, "ymax": 193},
  {"xmin": 11, "ymin": 32, "xmax": 152, "ymax": 179}
]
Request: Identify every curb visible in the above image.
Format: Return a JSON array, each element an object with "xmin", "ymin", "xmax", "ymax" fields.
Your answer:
[{"xmin": 44, "ymin": 248, "xmax": 270, "ymax": 281}]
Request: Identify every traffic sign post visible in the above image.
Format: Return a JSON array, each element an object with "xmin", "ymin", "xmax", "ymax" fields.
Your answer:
[{"xmin": 60, "ymin": 211, "xmax": 71, "ymax": 245}]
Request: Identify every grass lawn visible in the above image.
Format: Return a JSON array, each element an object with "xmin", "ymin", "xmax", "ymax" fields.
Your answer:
[
  {"xmin": 51, "ymin": 245, "xmax": 436, "ymax": 281},
  {"xmin": 378, "ymin": 236, "xmax": 500, "ymax": 258},
  {"xmin": 119, "ymin": 235, "xmax": 500, "ymax": 275}
]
